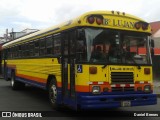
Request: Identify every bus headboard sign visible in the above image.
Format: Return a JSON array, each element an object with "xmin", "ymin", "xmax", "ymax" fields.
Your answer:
[
  {"xmin": 103, "ymin": 19, "xmax": 135, "ymax": 29},
  {"xmin": 103, "ymin": 18, "xmax": 135, "ymax": 29},
  {"xmin": 77, "ymin": 65, "xmax": 83, "ymax": 73}
]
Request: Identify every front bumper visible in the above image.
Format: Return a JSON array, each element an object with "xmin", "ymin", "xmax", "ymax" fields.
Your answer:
[{"xmin": 78, "ymin": 93, "xmax": 157, "ymax": 109}]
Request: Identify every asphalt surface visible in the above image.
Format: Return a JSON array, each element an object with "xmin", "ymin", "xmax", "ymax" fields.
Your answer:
[
  {"xmin": 0, "ymin": 78, "xmax": 52, "ymax": 111},
  {"xmin": 153, "ymin": 80, "xmax": 160, "ymax": 97},
  {"xmin": 0, "ymin": 78, "xmax": 159, "ymax": 120}
]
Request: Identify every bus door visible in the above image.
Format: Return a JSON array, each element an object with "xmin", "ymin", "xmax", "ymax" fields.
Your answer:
[{"xmin": 61, "ymin": 31, "xmax": 76, "ymax": 100}]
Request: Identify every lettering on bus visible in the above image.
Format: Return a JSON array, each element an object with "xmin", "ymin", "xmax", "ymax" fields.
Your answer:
[
  {"xmin": 103, "ymin": 19, "xmax": 135, "ymax": 29},
  {"xmin": 111, "ymin": 67, "xmax": 134, "ymax": 71}
]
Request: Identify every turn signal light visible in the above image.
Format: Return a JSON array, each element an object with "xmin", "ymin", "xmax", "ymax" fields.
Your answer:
[
  {"xmin": 144, "ymin": 68, "xmax": 150, "ymax": 74},
  {"xmin": 87, "ymin": 15, "xmax": 103, "ymax": 25},
  {"xmin": 96, "ymin": 17, "xmax": 103, "ymax": 25},
  {"xmin": 89, "ymin": 66, "xmax": 97, "ymax": 74},
  {"xmin": 134, "ymin": 21, "xmax": 149, "ymax": 30},
  {"xmin": 142, "ymin": 23, "xmax": 149, "ymax": 30},
  {"xmin": 87, "ymin": 16, "xmax": 95, "ymax": 24},
  {"xmin": 135, "ymin": 22, "xmax": 141, "ymax": 29}
]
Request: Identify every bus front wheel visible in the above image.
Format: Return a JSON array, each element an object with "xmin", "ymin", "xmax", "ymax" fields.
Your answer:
[{"xmin": 48, "ymin": 79, "xmax": 59, "ymax": 109}]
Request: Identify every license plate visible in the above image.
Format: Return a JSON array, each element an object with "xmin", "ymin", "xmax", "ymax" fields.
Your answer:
[{"xmin": 121, "ymin": 101, "xmax": 131, "ymax": 107}]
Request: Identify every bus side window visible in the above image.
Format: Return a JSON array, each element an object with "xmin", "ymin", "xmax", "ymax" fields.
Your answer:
[
  {"xmin": 15, "ymin": 46, "xmax": 19, "ymax": 58},
  {"xmin": 54, "ymin": 35, "xmax": 61, "ymax": 56},
  {"xmin": 12, "ymin": 47, "xmax": 16, "ymax": 58},
  {"xmin": 29, "ymin": 42, "xmax": 34, "ymax": 57},
  {"xmin": 18, "ymin": 45, "xmax": 22, "ymax": 58},
  {"xmin": 4, "ymin": 49, "xmax": 8, "ymax": 59},
  {"xmin": 21, "ymin": 44, "xmax": 25, "ymax": 57},
  {"xmin": 10, "ymin": 47, "xmax": 13, "ymax": 58},
  {"xmin": 46, "ymin": 36, "xmax": 53, "ymax": 56},
  {"xmin": 70, "ymin": 31, "xmax": 76, "ymax": 56},
  {"xmin": 34, "ymin": 40, "xmax": 39, "ymax": 56},
  {"xmin": 64, "ymin": 34, "xmax": 68, "ymax": 56},
  {"xmin": 40, "ymin": 38, "xmax": 46, "ymax": 56},
  {"xmin": 26, "ymin": 44, "xmax": 30, "ymax": 57},
  {"xmin": 8, "ymin": 48, "xmax": 11, "ymax": 59}
]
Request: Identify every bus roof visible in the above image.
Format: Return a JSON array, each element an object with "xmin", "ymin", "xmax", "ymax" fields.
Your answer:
[{"xmin": 2, "ymin": 10, "xmax": 151, "ymax": 49}]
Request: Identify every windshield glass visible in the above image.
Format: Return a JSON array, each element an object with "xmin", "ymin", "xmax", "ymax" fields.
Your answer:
[{"xmin": 76, "ymin": 28, "xmax": 151, "ymax": 65}]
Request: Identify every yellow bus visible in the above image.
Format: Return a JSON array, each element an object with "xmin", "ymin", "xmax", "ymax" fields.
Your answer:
[{"xmin": 1, "ymin": 10, "xmax": 157, "ymax": 110}]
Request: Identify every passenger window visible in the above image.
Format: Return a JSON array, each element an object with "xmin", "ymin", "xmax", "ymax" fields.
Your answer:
[
  {"xmin": 54, "ymin": 35, "xmax": 61, "ymax": 56},
  {"xmin": 40, "ymin": 38, "xmax": 46, "ymax": 56},
  {"xmin": 46, "ymin": 36, "xmax": 53, "ymax": 55},
  {"xmin": 34, "ymin": 40, "xmax": 39, "ymax": 56}
]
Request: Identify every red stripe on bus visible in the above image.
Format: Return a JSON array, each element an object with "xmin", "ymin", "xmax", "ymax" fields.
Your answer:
[
  {"xmin": 115, "ymin": 84, "xmax": 121, "ymax": 87},
  {"xmin": 125, "ymin": 84, "xmax": 130, "ymax": 87},
  {"xmin": 92, "ymin": 82, "xmax": 98, "ymax": 85}
]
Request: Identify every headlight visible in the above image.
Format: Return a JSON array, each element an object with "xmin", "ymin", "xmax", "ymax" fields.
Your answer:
[
  {"xmin": 92, "ymin": 86, "xmax": 101, "ymax": 94},
  {"xmin": 144, "ymin": 85, "xmax": 151, "ymax": 93}
]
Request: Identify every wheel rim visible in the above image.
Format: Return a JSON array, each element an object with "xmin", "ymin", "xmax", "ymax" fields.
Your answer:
[{"xmin": 50, "ymin": 84, "xmax": 57, "ymax": 104}]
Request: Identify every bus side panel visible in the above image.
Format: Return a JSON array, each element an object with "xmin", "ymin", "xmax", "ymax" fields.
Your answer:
[
  {"xmin": 6, "ymin": 58, "xmax": 62, "ymax": 96},
  {"xmin": 6, "ymin": 58, "xmax": 63, "ymax": 104}
]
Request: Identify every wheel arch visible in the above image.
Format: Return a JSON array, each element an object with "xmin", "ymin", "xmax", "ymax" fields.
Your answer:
[
  {"xmin": 9, "ymin": 69, "xmax": 15, "ymax": 80},
  {"xmin": 46, "ymin": 75, "xmax": 57, "ymax": 90}
]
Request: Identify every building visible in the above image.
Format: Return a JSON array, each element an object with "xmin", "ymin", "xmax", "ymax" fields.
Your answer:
[
  {"xmin": 0, "ymin": 28, "xmax": 39, "ymax": 44},
  {"xmin": 10, "ymin": 28, "xmax": 39, "ymax": 40},
  {"xmin": 150, "ymin": 21, "xmax": 160, "ymax": 79},
  {"xmin": 0, "ymin": 37, "xmax": 6, "ymax": 44},
  {"xmin": 150, "ymin": 21, "xmax": 160, "ymax": 48}
]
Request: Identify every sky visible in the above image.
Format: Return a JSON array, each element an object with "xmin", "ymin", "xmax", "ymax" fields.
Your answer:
[{"xmin": 0, "ymin": 0, "xmax": 160, "ymax": 36}]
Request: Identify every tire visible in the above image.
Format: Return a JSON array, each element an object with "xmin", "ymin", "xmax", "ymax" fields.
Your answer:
[
  {"xmin": 11, "ymin": 71, "xmax": 25, "ymax": 90},
  {"xmin": 48, "ymin": 79, "xmax": 59, "ymax": 109}
]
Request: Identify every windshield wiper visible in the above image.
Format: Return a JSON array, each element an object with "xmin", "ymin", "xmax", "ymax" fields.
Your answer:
[
  {"xmin": 124, "ymin": 51, "xmax": 141, "ymax": 69},
  {"xmin": 102, "ymin": 63, "xmax": 108, "ymax": 69},
  {"xmin": 102, "ymin": 50, "xmax": 141, "ymax": 69}
]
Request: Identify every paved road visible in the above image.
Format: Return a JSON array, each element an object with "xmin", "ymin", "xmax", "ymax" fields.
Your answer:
[{"xmin": 0, "ymin": 78, "xmax": 159, "ymax": 120}]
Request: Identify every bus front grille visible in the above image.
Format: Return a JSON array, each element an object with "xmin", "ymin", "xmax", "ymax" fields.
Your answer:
[
  {"xmin": 112, "ymin": 87, "xmax": 135, "ymax": 92},
  {"xmin": 111, "ymin": 72, "xmax": 134, "ymax": 84}
]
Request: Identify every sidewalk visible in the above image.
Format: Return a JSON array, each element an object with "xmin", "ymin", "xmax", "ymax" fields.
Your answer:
[{"xmin": 153, "ymin": 80, "xmax": 160, "ymax": 98}]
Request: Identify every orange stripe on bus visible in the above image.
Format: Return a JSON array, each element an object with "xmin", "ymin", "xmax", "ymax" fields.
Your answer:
[
  {"xmin": 16, "ymin": 74, "xmax": 46, "ymax": 84},
  {"xmin": 7, "ymin": 64, "xmax": 16, "ymax": 68},
  {"xmin": 57, "ymin": 82, "xmax": 62, "ymax": 87},
  {"xmin": 50, "ymin": 82, "xmax": 88, "ymax": 92},
  {"xmin": 75, "ymin": 85, "xmax": 89, "ymax": 92}
]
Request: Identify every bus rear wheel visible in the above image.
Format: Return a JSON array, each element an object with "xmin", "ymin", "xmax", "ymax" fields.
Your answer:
[{"xmin": 11, "ymin": 71, "xmax": 25, "ymax": 90}]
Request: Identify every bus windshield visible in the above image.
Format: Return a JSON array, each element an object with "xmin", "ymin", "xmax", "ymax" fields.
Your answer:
[{"xmin": 77, "ymin": 28, "xmax": 151, "ymax": 65}]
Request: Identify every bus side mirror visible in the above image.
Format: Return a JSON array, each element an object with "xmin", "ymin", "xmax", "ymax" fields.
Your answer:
[{"xmin": 77, "ymin": 29, "xmax": 85, "ymax": 40}]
